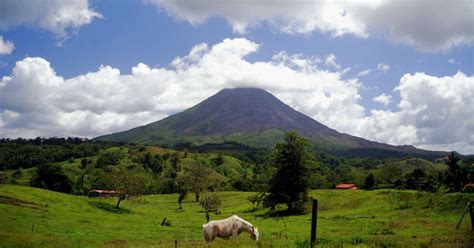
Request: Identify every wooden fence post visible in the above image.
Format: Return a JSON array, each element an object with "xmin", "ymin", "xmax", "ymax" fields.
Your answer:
[
  {"xmin": 310, "ymin": 199, "xmax": 318, "ymax": 248},
  {"xmin": 456, "ymin": 202, "xmax": 470, "ymax": 230},
  {"xmin": 470, "ymin": 202, "xmax": 474, "ymax": 231}
]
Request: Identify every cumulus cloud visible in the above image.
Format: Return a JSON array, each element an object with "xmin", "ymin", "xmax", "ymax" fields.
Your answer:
[
  {"xmin": 147, "ymin": 0, "xmax": 474, "ymax": 52},
  {"xmin": 0, "ymin": 36, "xmax": 14, "ymax": 55},
  {"xmin": 373, "ymin": 93, "xmax": 392, "ymax": 106},
  {"xmin": 357, "ymin": 72, "xmax": 474, "ymax": 153},
  {"xmin": 0, "ymin": 38, "xmax": 363, "ymax": 139},
  {"xmin": 1, "ymin": 38, "xmax": 473, "ymax": 153},
  {"xmin": 0, "ymin": 0, "xmax": 102, "ymax": 40}
]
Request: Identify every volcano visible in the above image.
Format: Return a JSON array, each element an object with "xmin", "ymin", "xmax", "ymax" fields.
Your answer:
[{"xmin": 96, "ymin": 88, "xmax": 445, "ymax": 159}]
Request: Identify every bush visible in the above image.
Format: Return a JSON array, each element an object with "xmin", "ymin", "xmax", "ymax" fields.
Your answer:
[{"xmin": 31, "ymin": 164, "xmax": 73, "ymax": 193}]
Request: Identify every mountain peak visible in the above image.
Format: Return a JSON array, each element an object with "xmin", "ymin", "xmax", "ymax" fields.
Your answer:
[{"xmin": 218, "ymin": 87, "xmax": 269, "ymax": 94}]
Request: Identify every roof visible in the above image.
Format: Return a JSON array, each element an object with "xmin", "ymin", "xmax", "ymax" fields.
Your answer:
[
  {"xmin": 90, "ymin": 190, "xmax": 118, "ymax": 194},
  {"xmin": 335, "ymin": 184, "xmax": 358, "ymax": 189}
]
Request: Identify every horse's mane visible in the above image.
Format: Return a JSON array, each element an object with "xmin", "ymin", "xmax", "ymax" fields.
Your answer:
[{"xmin": 232, "ymin": 214, "xmax": 253, "ymax": 227}]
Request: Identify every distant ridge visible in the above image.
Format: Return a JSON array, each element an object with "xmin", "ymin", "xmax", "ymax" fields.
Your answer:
[{"xmin": 96, "ymin": 88, "xmax": 447, "ymax": 159}]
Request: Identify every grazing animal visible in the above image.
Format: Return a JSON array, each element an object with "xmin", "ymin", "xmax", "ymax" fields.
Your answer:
[{"xmin": 202, "ymin": 214, "xmax": 259, "ymax": 244}]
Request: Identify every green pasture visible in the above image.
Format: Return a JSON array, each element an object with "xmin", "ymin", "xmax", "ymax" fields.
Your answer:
[{"xmin": 0, "ymin": 184, "xmax": 472, "ymax": 247}]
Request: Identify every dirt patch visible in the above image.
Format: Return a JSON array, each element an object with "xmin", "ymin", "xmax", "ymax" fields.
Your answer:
[{"xmin": 0, "ymin": 195, "xmax": 46, "ymax": 210}]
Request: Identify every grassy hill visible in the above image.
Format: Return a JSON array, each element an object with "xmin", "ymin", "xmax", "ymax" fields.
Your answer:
[{"xmin": 0, "ymin": 184, "xmax": 472, "ymax": 247}]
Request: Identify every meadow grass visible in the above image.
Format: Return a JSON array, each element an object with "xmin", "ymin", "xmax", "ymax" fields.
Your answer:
[{"xmin": 0, "ymin": 184, "xmax": 473, "ymax": 247}]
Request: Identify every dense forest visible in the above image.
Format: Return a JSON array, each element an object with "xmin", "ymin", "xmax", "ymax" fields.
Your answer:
[{"xmin": 0, "ymin": 136, "xmax": 473, "ymax": 199}]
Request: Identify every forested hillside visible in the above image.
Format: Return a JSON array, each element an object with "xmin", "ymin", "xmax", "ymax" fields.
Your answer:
[{"xmin": 1, "ymin": 137, "xmax": 472, "ymax": 197}]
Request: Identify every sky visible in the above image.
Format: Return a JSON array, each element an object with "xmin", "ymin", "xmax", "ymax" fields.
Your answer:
[{"xmin": 0, "ymin": 0, "xmax": 473, "ymax": 154}]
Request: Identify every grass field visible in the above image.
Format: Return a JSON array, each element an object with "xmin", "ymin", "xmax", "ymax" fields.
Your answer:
[{"xmin": 0, "ymin": 184, "xmax": 473, "ymax": 247}]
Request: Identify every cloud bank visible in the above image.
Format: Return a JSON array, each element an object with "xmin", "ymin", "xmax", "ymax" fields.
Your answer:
[
  {"xmin": 1, "ymin": 38, "xmax": 473, "ymax": 153},
  {"xmin": 147, "ymin": 0, "xmax": 474, "ymax": 52}
]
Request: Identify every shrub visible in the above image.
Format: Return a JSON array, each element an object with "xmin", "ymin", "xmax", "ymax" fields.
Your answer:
[{"xmin": 31, "ymin": 164, "xmax": 73, "ymax": 193}]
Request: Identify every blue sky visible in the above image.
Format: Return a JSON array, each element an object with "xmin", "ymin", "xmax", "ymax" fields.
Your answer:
[{"xmin": 0, "ymin": 0, "xmax": 473, "ymax": 153}]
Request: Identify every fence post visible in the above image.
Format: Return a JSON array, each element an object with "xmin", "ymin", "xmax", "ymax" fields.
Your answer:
[
  {"xmin": 456, "ymin": 202, "xmax": 470, "ymax": 230},
  {"xmin": 310, "ymin": 198, "xmax": 318, "ymax": 248},
  {"xmin": 470, "ymin": 202, "xmax": 474, "ymax": 231}
]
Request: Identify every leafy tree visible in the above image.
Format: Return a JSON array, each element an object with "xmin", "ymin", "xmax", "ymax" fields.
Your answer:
[
  {"xmin": 99, "ymin": 168, "xmax": 151, "ymax": 208},
  {"xmin": 444, "ymin": 152, "xmax": 468, "ymax": 192},
  {"xmin": 363, "ymin": 173, "xmax": 375, "ymax": 190},
  {"xmin": 403, "ymin": 168, "xmax": 436, "ymax": 192},
  {"xmin": 213, "ymin": 153, "xmax": 225, "ymax": 166},
  {"xmin": 376, "ymin": 164, "xmax": 402, "ymax": 187},
  {"xmin": 264, "ymin": 132, "xmax": 314, "ymax": 213},
  {"xmin": 138, "ymin": 152, "xmax": 163, "ymax": 174},
  {"xmin": 96, "ymin": 148, "xmax": 124, "ymax": 168},
  {"xmin": 31, "ymin": 164, "xmax": 73, "ymax": 193},
  {"xmin": 176, "ymin": 164, "xmax": 226, "ymax": 202}
]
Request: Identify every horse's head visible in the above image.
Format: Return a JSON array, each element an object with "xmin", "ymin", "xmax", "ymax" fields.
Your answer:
[{"xmin": 250, "ymin": 226, "xmax": 259, "ymax": 241}]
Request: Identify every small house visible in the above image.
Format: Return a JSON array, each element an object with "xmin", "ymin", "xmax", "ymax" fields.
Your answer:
[
  {"xmin": 88, "ymin": 189, "xmax": 119, "ymax": 197},
  {"xmin": 335, "ymin": 183, "xmax": 358, "ymax": 190}
]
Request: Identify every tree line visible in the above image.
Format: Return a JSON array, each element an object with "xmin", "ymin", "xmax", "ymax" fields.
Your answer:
[{"xmin": 0, "ymin": 134, "xmax": 472, "ymax": 213}]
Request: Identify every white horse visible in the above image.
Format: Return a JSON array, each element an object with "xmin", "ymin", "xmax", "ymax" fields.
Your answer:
[{"xmin": 202, "ymin": 214, "xmax": 259, "ymax": 244}]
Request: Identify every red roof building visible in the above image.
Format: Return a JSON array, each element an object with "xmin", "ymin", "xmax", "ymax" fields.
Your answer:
[{"xmin": 335, "ymin": 184, "xmax": 358, "ymax": 190}]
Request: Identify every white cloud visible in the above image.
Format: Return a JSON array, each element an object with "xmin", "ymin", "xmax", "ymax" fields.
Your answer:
[
  {"xmin": 373, "ymin": 93, "xmax": 392, "ymax": 107},
  {"xmin": 0, "ymin": 38, "xmax": 473, "ymax": 154},
  {"xmin": 0, "ymin": 0, "xmax": 102, "ymax": 41},
  {"xmin": 357, "ymin": 71, "xmax": 474, "ymax": 153},
  {"xmin": 146, "ymin": 0, "xmax": 367, "ymax": 36},
  {"xmin": 356, "ymin": 69, "xmax": 371, "ymax": 77},
  {"xmin": 147, "ymin": 0, "xmax": 474, "ymax": 52},
  {"xmin": 324, "ymin": 53, "xmax": 340, "ymax": 70},
  {"xmin": 377, "ymin": 63, "xmax": 390, "ymax": 72},
  {"xmin": 0, "ymin": 36, "xmax": 14, "ymax": 55}
]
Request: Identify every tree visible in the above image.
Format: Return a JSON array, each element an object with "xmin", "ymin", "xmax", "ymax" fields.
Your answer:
[
  {"xmin": 31, "ymin": 164, "xmax": 73, "ymax": 193},
  {"xmin": 363, "ymin": 173, "xmax": 375, "ymax": 190},
  {"xmin": 77, "ymin": 158, "xmax": 93, "ymax": 194},
  {"xmin": 96, "ymin": 148, "xmax": 124, "ymax": 168},
  {"xmin": 138, "ymin": 152, "xmax": 163, "ymax": 174},
  {"xmin": 444, "ymin": 152, "xmax": 468, "ymax": 192},
  {"xmin": 176, "ymin": 164, "xmax": 226, "ymax": 202},
  {"xmin": 200, "ymin": 193, "xmax": 222, "ymax": 222},
  {"xmin": 99, "ymin": 169, "xmax": 151, "ymax": 208},
  {"xmin": 178, "ymin": 191, "xmax": 187, "ymax": 209},
  {"xmin": 264, "ymin": 132, "xmax": 314, "ymax": 213}
]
